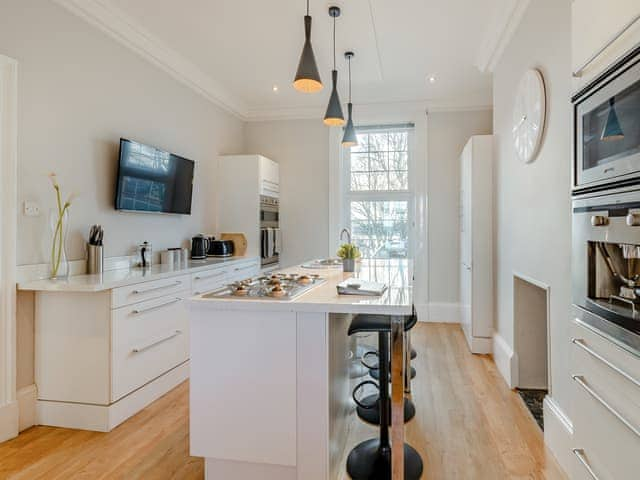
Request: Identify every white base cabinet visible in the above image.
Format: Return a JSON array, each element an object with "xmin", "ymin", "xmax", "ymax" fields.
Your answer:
[
  {"xmin": 569, "ymin": 314, "xmax": 640, "ymax": 479},
  {"xmin": 32, "ymin": 258, "xmax": 259, "ymax": 432},
  {"xmin": 459, "ymin": 135, "xmax": 493, "ymax": 354}
]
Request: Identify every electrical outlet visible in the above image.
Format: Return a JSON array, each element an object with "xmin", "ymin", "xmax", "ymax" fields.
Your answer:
[{"xmin": 23, "ymin": 201, "xmax": 40, "ymax": 217}]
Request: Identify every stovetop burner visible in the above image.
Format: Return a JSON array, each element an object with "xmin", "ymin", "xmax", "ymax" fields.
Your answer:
[{"xmin": 205, "ymin": 272, "xmax": 325, "ymax": 301}]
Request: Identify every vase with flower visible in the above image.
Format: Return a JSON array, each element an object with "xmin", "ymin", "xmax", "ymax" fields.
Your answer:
[{"xmin": 48, "ymin": 173, "xmax": 75, "ymax": 279}]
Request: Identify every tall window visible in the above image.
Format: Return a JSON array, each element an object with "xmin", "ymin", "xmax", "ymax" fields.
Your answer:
[{"xmin": 343, "ymin": 124, "xmax": 414, "ymax": 259}]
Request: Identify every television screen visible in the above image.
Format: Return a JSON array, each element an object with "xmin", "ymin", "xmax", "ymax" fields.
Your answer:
[{"xmin": 115, "ymin": 138, "xmax": 195, "ymax": 214}]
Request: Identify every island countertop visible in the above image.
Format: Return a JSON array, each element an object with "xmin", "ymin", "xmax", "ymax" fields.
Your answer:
[{"xmin": 188, "ymin": 259, "xmax": 413, "ymax": 315}]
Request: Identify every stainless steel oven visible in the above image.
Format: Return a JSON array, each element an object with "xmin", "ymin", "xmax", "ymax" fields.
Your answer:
[
  {"xmin": 573, "ymin": 188, "xmax": 640, "ymax": 336},
  {"xmin": 573, "ymin": 46, "xmax": 640, "ymax": 193},
  {"xmin": 260, "ymin": 195, "xmax": 280, "ymax": 267}
]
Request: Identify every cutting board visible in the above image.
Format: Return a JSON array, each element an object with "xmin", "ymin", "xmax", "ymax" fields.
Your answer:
[{"xmin": 220, "ymin": 233, "xmax": 247, "ymax": 256}]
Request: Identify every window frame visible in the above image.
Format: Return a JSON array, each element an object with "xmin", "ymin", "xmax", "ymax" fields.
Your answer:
[{"xmin": 341, "ymin": 125, "xmax": 416, "ymax": 260}]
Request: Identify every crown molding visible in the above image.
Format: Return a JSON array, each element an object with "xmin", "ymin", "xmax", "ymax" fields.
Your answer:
[
  {"xmin": 245, "ymin": 97, "xmax": 493, "ymax": 122},
  {"xmin": 52, "ymin": 0, "xmax": 249, "ymax": 120},
  {"xmin": 475, "ymin": 0, "xmax": 531, "ymax": 73}
]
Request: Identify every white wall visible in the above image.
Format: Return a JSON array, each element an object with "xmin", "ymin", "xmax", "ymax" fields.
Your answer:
[
  {"xmin": 0, "ymin": 0, "xmax": 245, "ymax": 266},
  {"xmin": 427, "ymin": 110, "xmax": 493, "ymax": 315},
  {"xmin": 245, "ymin": 120, "xmax": 330, "ymax": 267},
  {"xmin": 492, "ymin": 0, "xmax": 572, "ymax": 434}
]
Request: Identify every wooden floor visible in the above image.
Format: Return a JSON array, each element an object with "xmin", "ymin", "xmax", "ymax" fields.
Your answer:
[{"xmin": 0, "ymin": 324, "xmax": 565, "ymax": 479}]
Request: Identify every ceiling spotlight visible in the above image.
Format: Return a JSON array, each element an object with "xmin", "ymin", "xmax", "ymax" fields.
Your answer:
[
  {"xmin": 428, "ymin": 75, "xmax": 436, "ymax": 84},
  {"xmin": 272, "ymin": 85, "xmax": 279, "ymax": 92}
]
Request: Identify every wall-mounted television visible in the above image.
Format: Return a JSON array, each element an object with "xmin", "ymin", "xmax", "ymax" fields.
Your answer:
[{"xmin": 115, "ymin": 138, "xmax": 195, "ymax": 215}]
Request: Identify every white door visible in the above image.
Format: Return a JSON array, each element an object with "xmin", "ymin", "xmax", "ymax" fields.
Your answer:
[{"xmin": 459, "ymin": 143, "xmax": 472, "ymax": 340}]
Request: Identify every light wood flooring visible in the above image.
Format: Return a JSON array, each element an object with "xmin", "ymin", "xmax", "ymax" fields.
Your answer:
[{"xmin": 0, "ymin": 323, "xmax": 565, "ymax": 479}]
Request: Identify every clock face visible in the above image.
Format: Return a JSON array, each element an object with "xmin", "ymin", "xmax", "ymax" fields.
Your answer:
[{"xmin": 512, "ymin": 69, "xmax": 546, "ymax": 164}]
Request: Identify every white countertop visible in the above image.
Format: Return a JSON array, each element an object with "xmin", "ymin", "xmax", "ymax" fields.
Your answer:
[
  {"xmin": 18, "ymin": 256, "xmax": 260, "ymax": 293},
  {"xmin": 188, "ymin": 259, "xmax": 413, "ymax": 315}
]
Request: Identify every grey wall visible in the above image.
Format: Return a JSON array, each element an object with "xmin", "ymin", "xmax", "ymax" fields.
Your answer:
[
  {"xmin": 427, "ymin": 110, "xmax": 493, "ymax": 307},
  {"xmin": 493, "ymin": 0, "xmax": 572, "ymax": 413},
  {"xmin": 245, "ymin": 120, "xmax": 330, "ymax": 267},
  {"xmin": 1, "ymin": 0, "xmax": 245, "ymax": 266}
]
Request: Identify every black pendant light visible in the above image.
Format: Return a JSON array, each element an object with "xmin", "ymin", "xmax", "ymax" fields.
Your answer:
[
  {"xmin": 342, "ymin": 51, "xmax": 357, "ymax": 147},
  {"xmin": 601, "ymin": 97, "xmax": 624, "ymax": 141},
  {"xmin": 324, "ymin": 6, "xmax": 345, "ymax": 127},
  {"xmin": 293, "ymin": 0, "xmax": 323, "ymax": 93}
]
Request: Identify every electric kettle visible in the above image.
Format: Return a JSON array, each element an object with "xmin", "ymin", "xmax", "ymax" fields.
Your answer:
[{"xmin": 191, "ymin": 235, "xmax": 209, "ymax": 260}]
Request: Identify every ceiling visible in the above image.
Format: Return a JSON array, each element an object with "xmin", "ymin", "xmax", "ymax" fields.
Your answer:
[{"xmin": 69, "ymin": 0, "xmax": 509, "ymax": 119}]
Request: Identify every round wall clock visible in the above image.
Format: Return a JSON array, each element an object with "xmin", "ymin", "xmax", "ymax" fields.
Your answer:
[{"xmin": 512, "ymin": 69, "xmax": 546, "ymax": 164}]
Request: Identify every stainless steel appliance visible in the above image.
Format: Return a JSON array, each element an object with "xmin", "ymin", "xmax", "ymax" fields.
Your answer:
[
  {"xmin": 191, "ymin": 235, "xmax": 209, "ymax": 260},
  {"xmin": 205, "ymin": 272, "xmax": 324, "ymax": 301},
  {"xmin": 208, "ymin": 239, "xmax": 234, "ymax": 257},
  {"xmin": 573, "ymin": 187, "xmax": 640, "ymax": 336},
  {"xmin": 260, "ymin": 195, "xmax": 280, "ymax": 267},
  {"xmin": 573, "ymin": 45, "xmax": 640, "ymax": 193}
]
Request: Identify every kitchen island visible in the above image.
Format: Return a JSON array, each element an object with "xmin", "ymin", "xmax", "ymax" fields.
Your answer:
[{"xmin": 187, "ymin": 259, "xmax": 412, "ymax": 480}]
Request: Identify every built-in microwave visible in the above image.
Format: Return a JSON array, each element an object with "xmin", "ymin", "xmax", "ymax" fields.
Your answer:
[{"xmin": 573, "ymin": 45, "xmax": 640, "ymax": 194}]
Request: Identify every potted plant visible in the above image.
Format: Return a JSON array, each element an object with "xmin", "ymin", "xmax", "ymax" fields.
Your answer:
[{"xmin": 337, "ymin": 243, "xmax": 361, "ymax": 273}]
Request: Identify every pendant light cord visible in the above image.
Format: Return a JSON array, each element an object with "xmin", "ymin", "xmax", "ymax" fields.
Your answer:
[
  {"xmin": 348, "ymin": 55, "xmax": 352, "ymax": 102},
  {"xmin": 306, "ymin": 0, "xmax": 309, "ymax": 16},
  {"xmin": 333, "ymin": 16, "xmax": 336, "ymax": 70}
]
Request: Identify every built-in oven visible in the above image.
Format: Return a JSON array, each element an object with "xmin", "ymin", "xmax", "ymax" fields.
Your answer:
[
  {"xmin": 573, "ymin": 45, "xmax": 640, "ymax": 193},
  {"xmin": 573, "ymin": 188, "xmax": 640, "ymax": 337},
  {"xmin": 260, "ymin": 195, "xmax": 280, "ymax": 267}
]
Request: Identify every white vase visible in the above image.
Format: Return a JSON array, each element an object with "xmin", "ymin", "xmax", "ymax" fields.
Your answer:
[{"xmin": 49, "ymin": 208, "xmax": 69, "ymax": 279}]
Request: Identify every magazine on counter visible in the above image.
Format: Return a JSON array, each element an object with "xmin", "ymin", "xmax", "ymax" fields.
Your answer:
[{"xmin": 337, "ymin": 279, "xmax": 388, "ymax": 296}]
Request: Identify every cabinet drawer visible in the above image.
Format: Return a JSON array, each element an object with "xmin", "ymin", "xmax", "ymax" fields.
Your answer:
[
  {"xmin": 191, "ymin": 268, "xmax": 228, "ymax": 295},
  {"xmin": 570, "ymin": 319, "xmax": 640, "ymax": 479},
  {"xmin": 227, "ymin": 260, "xmax": 260, "ymax": 282},
  {"xmin": 112, "ymin": 275, "xmax": 190, "ymax": 308},
  {"xmin": 111, "ymin": 292, "xmax": 189, "ymax": 401}
]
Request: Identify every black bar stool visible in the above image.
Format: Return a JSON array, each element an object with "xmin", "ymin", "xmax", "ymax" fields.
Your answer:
[{"xmin": 346, "ymin": 313, "xmax": 423, "ymax": 480}]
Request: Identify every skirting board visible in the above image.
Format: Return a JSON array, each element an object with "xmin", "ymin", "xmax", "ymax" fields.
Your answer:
[
  {"xmin": 492, "ymin": 332, "xmax": 517, "ymax": 388},
  {"xmin": 418, "ymin": 303, "xmax": 460, "ymax": 323},
  {"xmin": 543, "ymin": 396, "xmax": 573, "ymax": 476},
  {"xmin": 37, "ymin": 361, "xmax": 189, "ymax": 432},
  {"xmin": 17, "ymin": 384, "xmax": 37, "ymax": 432},
  {"xmin": 465, "ymin": 334, "xmax": 493, "ymax": 354},
  {"xmin": 0, "ymin": 400, "xmax": 19, "ymax": 442}
]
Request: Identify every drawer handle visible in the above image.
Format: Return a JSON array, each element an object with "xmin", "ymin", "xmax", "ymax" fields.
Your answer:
[
  {"xmin": 572, "ymin": 338, "xmax": 640, "ymax": 389},
  {"xmin": 234, "ymin": 264, "xmax": 256, "ymax": 272},
  {"xmin": 194, "ymin": 271, "xmax": 226, "ymax": 281},
  {"xmin": 572, "ymin": 375, "xmax": 640, "ymax": 438},
  {"xmin": 131, "ymin": 298, "xmax": 181, "ymax": 315},
  {"xmin": 132, "ymin": 329, "xmax": 182, "ymax": 354},
  {"xmin": 132, "ymin": 281, "xmax": 182, "ymax": 295},
  {"xmin": 572, "ymin": 449, "xmax": 600, "ymax": 480}
]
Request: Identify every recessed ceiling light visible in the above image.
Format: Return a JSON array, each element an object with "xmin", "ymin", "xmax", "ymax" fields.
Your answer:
[
  {"xmin": 427, "ymin": 75, "xmax": 436, "ymax": 84},
  {"xmin": 272, "ymin": 85, "xmax": 279, "ymax": 92}
]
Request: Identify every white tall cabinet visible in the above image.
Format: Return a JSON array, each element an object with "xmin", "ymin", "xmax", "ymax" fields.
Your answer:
[
  {"xmin": 218, "ymin": 155, "xmax": 279, "ymax": 261},
  {"xmin": 459, "ymin": 135, "xmax": 493, "ymax": 354}
]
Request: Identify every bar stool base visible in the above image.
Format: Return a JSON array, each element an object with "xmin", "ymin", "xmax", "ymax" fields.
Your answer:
[
  {"xmin": 346, "ymin": 438, "xmax": 423, "ymax": 480},
  {"xmin": 356, "ymin": 395, "xmax": 415, "ymax": 425}
]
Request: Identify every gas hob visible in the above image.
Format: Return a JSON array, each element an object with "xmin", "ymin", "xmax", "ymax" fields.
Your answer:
[{"xmin": 204, "ymin": 272, "xmax": 326, "ymax": 301}]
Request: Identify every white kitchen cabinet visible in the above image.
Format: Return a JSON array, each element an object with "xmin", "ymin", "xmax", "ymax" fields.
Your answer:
[
  {"xmin": 572, "ymin": 0, "xmax": 640, "ymax": 92},
  {"xmin": 569, "ymin": 317, "xmax": 640, "ymax": 480},
  {"xmin": 218, "ymin": 154, "xmax": 279, "ymax": 261},
  {"xmin": 459, "ymin": 135, "xmax": 493, "ymax": 354},
  {"xmin": 27, "ymin": 257, "xmax": 259, "ymax": 432},
  {"xmin": 260, "ymin": 155, "xmax": 280, "ymax": 198}
]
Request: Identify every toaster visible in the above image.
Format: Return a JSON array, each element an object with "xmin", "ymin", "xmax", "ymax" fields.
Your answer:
[{"xmin": 207, "ymin": 239, "xmax": 234, "ymax": 257}]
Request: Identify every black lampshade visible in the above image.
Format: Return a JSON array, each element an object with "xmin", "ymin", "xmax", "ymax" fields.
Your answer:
[
  {"xmin": 324, "ymin": 70, "xmax": 345, "ymax": 126},
  {"xmin": 293, "ymin": 15, "xmax": 323, "ymax": 93},
  {"xmin": 342, "ymin": 104, "xmax": 357, "ymax": 146}
]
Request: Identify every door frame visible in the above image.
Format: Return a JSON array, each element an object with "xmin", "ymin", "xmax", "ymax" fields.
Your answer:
[{"xmin": 0, "ymin": 54, "xmax": 18, "ymax": 443}]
